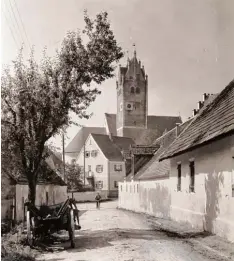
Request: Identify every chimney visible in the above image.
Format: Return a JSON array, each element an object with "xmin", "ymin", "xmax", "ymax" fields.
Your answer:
[
  {"xmin": 193, "ymin": 109, "xmax": 198, "ymax": 117},
  {"xmin": 176, "ymin": 123, "xmax": 181, "ymax": 137},
  {"xmin": 202, "ymin": 93, "xmax": 209, "ymax": 102},
  {"xmin": 197, "ymin": 101, "xmax": 204, "ymax": 110}
]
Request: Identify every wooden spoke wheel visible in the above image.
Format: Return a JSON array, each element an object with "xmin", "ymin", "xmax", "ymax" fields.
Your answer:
[
  {"xmin": 68, "ymin": 209, "xmax": 75, "ymax": 248},
  {"xmin": 26, "ymin": 211, "xmax": 35, "ymax": 246}
]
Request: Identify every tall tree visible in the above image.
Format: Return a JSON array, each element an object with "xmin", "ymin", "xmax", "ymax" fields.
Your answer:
[{"xmin": 1, "ymin": 11, "xmax": 123, "ymax": 205}]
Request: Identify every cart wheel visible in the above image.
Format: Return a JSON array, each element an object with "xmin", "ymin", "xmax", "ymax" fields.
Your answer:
[
  {"xmin": 68, "ymin": 209, "xmax": 75, "ymax": 248},
  {"xmin": 26, "ymin": 211, "xmax": 34, "ymax": 246}
]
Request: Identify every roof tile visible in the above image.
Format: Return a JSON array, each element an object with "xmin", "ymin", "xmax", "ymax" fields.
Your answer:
[{"xmin": 160, "ymin": 80, "xmax": 234, "ymax": 160}]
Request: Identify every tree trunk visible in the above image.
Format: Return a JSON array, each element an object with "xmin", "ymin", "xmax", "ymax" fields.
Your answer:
[{"xmin": 28, "ymin": 177, "xmax": 37, "ymax": 205}]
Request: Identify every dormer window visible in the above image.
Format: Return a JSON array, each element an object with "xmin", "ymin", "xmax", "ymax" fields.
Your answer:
[
  {"xmin": 131, "ymin": 87, "xmax": 135, "ymax": 93},
  {"xmin": 136, "ymin": 87, "xmax": 140, "ymax": 94}
]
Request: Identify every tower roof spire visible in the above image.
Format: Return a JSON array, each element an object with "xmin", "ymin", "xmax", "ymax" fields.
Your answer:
[{"xmin": 133, "ymin": 43, "xmax": 136, "ymax": 58}]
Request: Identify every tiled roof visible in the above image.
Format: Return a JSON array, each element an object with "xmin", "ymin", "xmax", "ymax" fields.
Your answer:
[
  {"xmin": 135, "ymin": 146, "xmax": 170, "ymax": 181},
  {"xmin": 126, "ymin": 118, "xmax": 196, "ymax": 181},
  {"xmin": 91, "ymin": 134, "xmax": 135, "ymax": 161},
  {"xmin": 160, "ymin": 80, "xmax": 234, "ymax": 160},
  {"xmin": 147, "ymin": 115, "xmax": 182, "ymax": 133},
  {"xmin": 65, "ymin": 127, "xmax": 106, "ymax": 155},
  {"xmin": 17, "ymin": 151, "xmax": 66, "ymax": 186},
  {"xmin": 104, "ymin": 114, "xmax": 181, "ymax": 144},
  {"xmin": 105, "ymin": 113, "xmax": 117, "ymax": 136}
]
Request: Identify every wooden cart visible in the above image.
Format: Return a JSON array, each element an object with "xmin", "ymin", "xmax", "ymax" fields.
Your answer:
[{"xmin": 24, "ymin": 198, "xmax": 81, "ymax": 248}]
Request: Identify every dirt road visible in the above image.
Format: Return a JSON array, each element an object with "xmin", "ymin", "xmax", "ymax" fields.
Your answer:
[{"xmin": 38, "ymin": 200, "xmax": 221, "ymax": 261}]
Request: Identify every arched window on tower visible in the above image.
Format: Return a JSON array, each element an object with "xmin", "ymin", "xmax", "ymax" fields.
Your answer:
[
  {"xmin": 131, "ymin": 87, "xmax": 135, "ymax": 93},
  {"xmin": 136, "ymin": 87, "xmax": 140, "ymax": 94}
]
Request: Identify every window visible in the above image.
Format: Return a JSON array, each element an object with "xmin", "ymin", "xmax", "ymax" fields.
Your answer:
[
  {"xmin": 88, "ymin": 165, "xmax": 91, "ymax": 171},
  {"xmin": 114, "ymin": 181, "xmax": 118, "ymax": 188},
  {"xmin": 22, "ymin": 197, "xmax": 25, "ymax": 221},
  {"xmin": 137, "ymin": 184, "xmax": 139, "ymax": 193},
  {"xmin": 85, "ymin": 151, "xmax": 90, "ymax": 158},
  {"xmin": 114, "ymin": 164, "xmax": 122, "ymax": 171},
  {"xmin": 91, "ymin": 150, "xmax": 98, "ymax": 157},
  {"xmin": 136, "ymin": 87, "xmax": 140, "ymax": 94},
  {"xmin": 118, "ymin": 88, "xmax": 122, "ymax": 96},
  {"xmin": 189, "ymin": 161, "xmax": 195, "ymax": 192},
  {"xmin": 46, "ymin": 192, "xmax": 49, "ymax": 205},
  {"xmin": 53, "ymin": 191, "xmax": 55, "ymax": 204},
  {"xmin": 96, "ymin": 181, "xmax": 103, "ymax": 189},
  {"xmin": 131, "ymin": 86, "xmax": 135, "ymax": 93},
  {"xmin": 120, "ymin": 103, "xmax": 123, "ymax": 111},
  {"xmin": 96, "ymin": 165, "xmax": 103, "ymax": 173},
  {"xmin": 177, "ymin": 163, "xmax": 182, "ymax": 191}
]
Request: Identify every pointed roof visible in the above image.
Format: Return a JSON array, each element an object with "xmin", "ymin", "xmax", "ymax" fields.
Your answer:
[
  {"xmin": 105, "ymin": 113, "xmax": 117, "ymax": 136},
  {"xmin": 91, "ymin": 133, "xmax": 135, "ymax": 161},
  {"xmin": 118, "ymin": 50, "xmax": 145, "ymax": 81},
  {"xmin": 160, "ymin": 80, "xmax": 234, "ymax": 161},
  {"xmin": 65, "ymin": 127, "xmax": 106, "ymax": 155}
]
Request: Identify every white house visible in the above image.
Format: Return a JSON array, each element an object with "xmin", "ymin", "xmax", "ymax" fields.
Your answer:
[
  {"xmin": 159, "ymin": 80, "xmax": 234, "ymax": 242},
  {"xmin": 118, "ymin": 80, "xmax": 234, "ymax": 242},
  {"xmin": 75, "ymin": 133, "xmax": 134, "ymax": 198}
]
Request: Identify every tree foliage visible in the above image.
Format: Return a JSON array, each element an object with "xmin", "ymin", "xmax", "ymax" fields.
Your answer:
[
  {"xmin": 1, "ymin": 11, "xmax": 123, "ymax": 204},
  {"xmin": 66, "ymin": 163, "xmax": 83, "ymax": 192}
]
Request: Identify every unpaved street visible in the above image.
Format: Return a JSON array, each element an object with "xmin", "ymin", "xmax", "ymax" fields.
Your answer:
[{"xmin": 38, "ymin": 200, "xmax": 218, "ymax": 261}]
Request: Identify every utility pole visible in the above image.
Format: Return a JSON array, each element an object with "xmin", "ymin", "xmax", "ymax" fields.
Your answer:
[
  {"xmin": 83, "ymin": 132, "xmax": 86, "ymax": 186},
  {"xmin": 62, "ymin": 131, "xmax": 66, "ymax": 182}
]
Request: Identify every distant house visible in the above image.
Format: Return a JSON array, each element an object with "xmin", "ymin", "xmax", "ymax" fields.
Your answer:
[
  {"xmin": 1, "ymin": 151, "xmax": 67, "ymax": 223},
  {"xmin": 159, "ymin": 80, "xmax": 234, "ymax": 242},
  {"xmin": 65, "ymin": 127, "xmax": 106, "ymax": 163},
  {"xmin": 75, "ymin": 133, "xmax": 135, "ymax": 198}
]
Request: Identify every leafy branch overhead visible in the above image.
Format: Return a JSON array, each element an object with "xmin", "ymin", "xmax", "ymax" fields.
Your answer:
[{"xmin": 1, "ymin": 11, "xmax": 123, "ymax": 204}]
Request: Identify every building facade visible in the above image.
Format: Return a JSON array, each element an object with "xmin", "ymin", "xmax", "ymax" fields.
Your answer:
[
  {"xmin": 116, "ymin": 50, "xmax": 148, "ymax": 136},
  {"xmin": 119, "ymin": 80, "xmax": 234, "ymax": 242},
  {"xmin": 75, "ymin": 133, "xmax": 134, "ymax": 197}
]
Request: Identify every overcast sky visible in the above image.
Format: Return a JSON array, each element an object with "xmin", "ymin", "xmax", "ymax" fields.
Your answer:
[{"xmin": 1, "ymin": 0, "xmax": 234, "ymax": 149}]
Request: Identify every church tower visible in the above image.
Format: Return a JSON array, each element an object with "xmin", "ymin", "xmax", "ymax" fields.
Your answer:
[{"xmin": 116, "ymin": 50, "xmax": 148, "ymax": 137}]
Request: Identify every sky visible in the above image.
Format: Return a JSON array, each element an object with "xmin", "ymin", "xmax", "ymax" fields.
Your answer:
[{"xmin": 1, "ymin": 0, "xmax": 234, "ymax": 150}]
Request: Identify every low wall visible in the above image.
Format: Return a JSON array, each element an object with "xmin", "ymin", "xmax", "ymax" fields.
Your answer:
[
  {"xmin": 68, "ymin": 191, "xmax": 109, "ymax": 202},
  {"xmin": 119, "ymin": 178, "xmax": 234, "ymax": 243},
  {"xmin": 118, "ymin": 179, "xmax": 171, "ymax": 219}
]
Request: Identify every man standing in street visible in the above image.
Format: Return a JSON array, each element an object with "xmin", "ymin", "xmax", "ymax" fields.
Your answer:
[{"xmin": 95, "ymin": 192, "xmax": 101, "ymax": 209}]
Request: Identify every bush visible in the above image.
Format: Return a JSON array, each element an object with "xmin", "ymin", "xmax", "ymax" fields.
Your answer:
[{"xmin": 1, "ymin": 225, "xmax": 37, "ymax": 261}]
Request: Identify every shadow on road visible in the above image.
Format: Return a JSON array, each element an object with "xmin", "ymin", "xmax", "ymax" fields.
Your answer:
[{"xmin": 62, "ymin": 228, "xmax": 166, "ymax": 252}]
